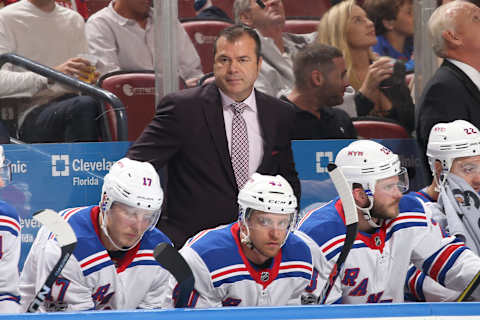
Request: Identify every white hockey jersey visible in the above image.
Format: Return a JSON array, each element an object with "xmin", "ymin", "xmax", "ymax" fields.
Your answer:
[
  {"xmin": 0, "ymin": 201, "xmax": 21, "ymax": 313},
  {"xmin": 179, "ymin": 222, "xmax": 314, "ymax": 308},
  {"xmin": 296, "ymin": 193, "xmax": 480, "ymax": 304},
  {"xmin": 19, "ymin": 206, "xmax": 174, "ymax": 312},
  {"xmin": 405, "ymin": 192, "xmax": 464, "ymax": 302}
]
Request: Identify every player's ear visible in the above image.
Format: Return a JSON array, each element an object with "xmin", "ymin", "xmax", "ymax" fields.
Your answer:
[{"xmin": 352, "ymin": 186, "xmax": 368, "ymax": 207}]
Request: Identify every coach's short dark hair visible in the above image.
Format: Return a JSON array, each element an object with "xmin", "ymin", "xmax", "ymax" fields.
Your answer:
[
  {"xmin": 213, "ymin": 24, "xmax": 262, "ymax": 62},
  {"xmin": 293, "ymin": 43, "xmax": 343, "ymax": 89}
]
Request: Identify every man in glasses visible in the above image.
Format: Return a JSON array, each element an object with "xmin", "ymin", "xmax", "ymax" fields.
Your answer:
[
  {"xmin": 406, "ymin": 120, "xmax": 480, "ymax": 301},
  {"xmin": 178, "ymin": 173, "xmax": 314, "ymax": 307},
  {"xmin": 296, "ymin": 140, "xmax": 480, "ymax": 303},
  {"xmin": 0, "ymin": 146, "xmax": 21, "ymax": 313},
  {"xmin": 20, "ymin": 158, "xmax": 174, "ymax": 311}
]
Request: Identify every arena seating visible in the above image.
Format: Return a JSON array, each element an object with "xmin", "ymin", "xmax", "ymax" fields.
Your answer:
[
  {"xmin": 353, "ymin": 117, "xmax": 410, "ymax": 139},
  {"xmin": 283, "ymin": 0, "xmax": 330, "ymax": 19},
  {"xmin": 178, "ymin": 0, "xmax": 234, "ymax": 21},
  {"xmin": 98, "ymin": 70, "xmax": 156, "ymax": 141},
  {"xmin": 283, "ymin": 19, "xmax": 319, "ymax": 34},
  {"xmin": 181, "ymin": 20, "xmax": 233, "ymax": 73}
]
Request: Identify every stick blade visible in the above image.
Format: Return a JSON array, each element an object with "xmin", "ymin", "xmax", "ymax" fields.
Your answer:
[
  {"xmin": 33, "ymin": 209, "xmax": 76, "ymax": 247},
  {"xmin": 154, "ymin": 243, "xmax": 195, "ymax": 308},
  {"xmin": 154, "ymin": 243, "xmax": 192, "ymax": 283},
  {"xmin": 327, "ymin": 163, "xmax": 358, "ymax": 226}
]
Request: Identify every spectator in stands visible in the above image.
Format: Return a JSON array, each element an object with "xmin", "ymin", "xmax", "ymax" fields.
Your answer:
[
  {"xmin": 0, "ymin": 0, "xmax": 101, "ymax": 143},
  {"xmin": 127, "ymin": 24, "xmax": 300, "ymax": 248},
  {"xmin": 86, "ymin": 0, "xmax": 203, "ymax": 87},
  {"xmin": 317, "ymin": 0, "xmax": 414, "ymax": 133},
  {"xmin": 281, "ymin": 43, "xmax": 357, "ymax": 139},
  {"xmin": 363, "ymin": 0, "xmax": 415, "ymax": 72},
  {"xmin": 194, "ymin": 0, "xmax": 233, "ymax": 22},
  {"xmin": 233, "ymin": 0, "xmax": 312, "ymax": 97},
  {"xmin": 416, "ymin": 1, "xmax": 480, "ymax": 164}
]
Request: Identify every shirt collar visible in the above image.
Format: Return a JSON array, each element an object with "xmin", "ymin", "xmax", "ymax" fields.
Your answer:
[
  {"xmin": 448, "ymin": 59, "xmax": 480, "ymax": 91},
  {"xmin": 109, "ymin": 1, "xmax": 153, "ymax": 27},
  {"xmin": 219, "ymin": 88, "xmax": 257, "ymax": 113}
]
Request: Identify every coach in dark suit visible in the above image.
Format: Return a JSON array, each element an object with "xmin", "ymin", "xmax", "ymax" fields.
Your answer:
[
  {"xmin": 416, "ymin": 1, "xmax": 480, "ymax": 180},
  {"xmin": 127, "ymin": 24, "xmax": 300, "ymax": 248}
]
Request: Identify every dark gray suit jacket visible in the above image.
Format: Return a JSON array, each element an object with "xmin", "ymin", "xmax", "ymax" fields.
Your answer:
[{"xmin": 127, "ymin": 82, "xmax": 300, "ymax": 247}]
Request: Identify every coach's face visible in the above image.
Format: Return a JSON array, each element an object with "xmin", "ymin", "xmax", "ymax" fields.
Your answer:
[{"xmin": 214, "ymin": 34, "xmax": 262, "ymax": 102}]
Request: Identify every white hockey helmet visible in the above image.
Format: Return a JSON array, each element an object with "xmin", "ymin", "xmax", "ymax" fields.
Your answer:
[
  {"xmin": 335, "ymin": 140, "xmax": 408, "ymax": 195},
  {"xmin": 99, "ymin": 158, "xmax": 163, "ymax": 250},
  {"xmin": 335, "ymin": 140, "xmax": 408, "ymax": 227},
  {"xmin": 427, "ymin": 120, "xmax": 480, "ymax": 184},
  {"xmin": 0, "ymin": 146, "xmax": 11, "ymax": 186},
  {"xmin": 238, "ymin": 173, "xmax": 297, "ymax": 247}
]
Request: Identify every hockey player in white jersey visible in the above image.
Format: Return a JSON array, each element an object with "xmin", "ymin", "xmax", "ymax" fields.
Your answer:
[
  {"xmin": 406, "ymin": 120, "xmax": 480, "ymax": 301},
  {"xmin": 0, "ymin": 146, "xmax": 21, "ymax": 313},
  {"xmin": 297, "ymin": 140, "xmax": 480, "ymax": 304},
  {"xmin": 179, "ymin": 173, "xmax": 314, "ymax": 307},
  {"xmin": 20, "ymin": 158, "xmax": 174, "ymax": 311}
]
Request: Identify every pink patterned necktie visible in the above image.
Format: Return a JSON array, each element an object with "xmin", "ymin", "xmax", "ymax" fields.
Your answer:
[{"xmin": 230, "ymin": 102, "xmax": 249, "ymax": 189}]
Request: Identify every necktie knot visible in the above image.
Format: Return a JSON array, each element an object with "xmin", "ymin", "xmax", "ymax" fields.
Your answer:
[{"xmin": 231, "ymin": 102, "xmax": 248, "ymax": 115}]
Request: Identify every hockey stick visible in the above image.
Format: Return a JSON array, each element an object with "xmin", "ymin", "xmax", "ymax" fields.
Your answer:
[
  {"xmin": 318, "ymin": 163, "xmax": 359, "ymax": 304},
  {"xmin": 27, "ymin": 209, "xmax": 77, "ymax": 313},
  {"xmin": 457, "ymin": 270, "xmax": 480, "ymax": 302},
  {"xmin": 153, "ymin": 242, "xmax": 195, "ymax": 308}
]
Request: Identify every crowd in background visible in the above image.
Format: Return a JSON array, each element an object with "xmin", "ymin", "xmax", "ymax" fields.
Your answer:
[{"xmin": 1, "ymin": 0, "xmax": 480, "ymax": 314}]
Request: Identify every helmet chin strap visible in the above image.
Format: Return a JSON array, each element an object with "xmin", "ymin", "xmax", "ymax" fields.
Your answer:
[
  {"xmin": 357, "ymin": 195, "xmax": 382, "ymax": 228},
  {"xmin": 100, "ymin": 210, "xmax": 142, "ymax": 252}
]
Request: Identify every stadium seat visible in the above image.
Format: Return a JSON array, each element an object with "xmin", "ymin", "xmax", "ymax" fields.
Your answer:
[
  {"xmin": 181, "ymin": 20, "xmax": 233, "ymax": 73},
  {"xmin": 98, "ymin": 70, "xmax": 156, "ymax": 142},
  {"xmin": 283, "ymin": 0, "xmax": 330, "ymax": 19},
  {"xmin": 179, "ymin": 0, "xmax": 234, "ymax": 21},
  {"xmin": 83, "ymin": 0, "xmax": 110, "ymax": 18},
  {"xmin": 353, "ymin": 118, "xmax": 410, "ymax": 139},
  {"xmin": 284, "ymin": 19, "xmax": 319, "ymax": 34}
]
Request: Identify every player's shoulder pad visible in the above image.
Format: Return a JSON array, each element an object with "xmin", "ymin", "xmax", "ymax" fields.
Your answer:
[
  {"xmin": 188, "ymin": 224, "xmax": 242, "ymax": 272},
  {"xmin": 399, "ymin": 192, "xmax": 427, "ymax": 215},
  {"xmin": 0, "ymin": 200, "xmax": 19, "ymax": 222},
  {"xmin": 141, "ymin": 228, "xmax": 173, "ymax": 249},
  {"xmin": 297, "ymin": 200, "xmax": 346, "ymax": 246},
  {"xmin": 282, "ymin": 232, "xmax": 312, "ymax": 264}
]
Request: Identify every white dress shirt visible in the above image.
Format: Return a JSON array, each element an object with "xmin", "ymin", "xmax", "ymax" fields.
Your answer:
[
  {"xmin": 448, "ymin": 59, "xmax": 480, "ymax": 92},
  {"xmin": 85, "ymin": 1, "xmax": 203, "ymax": 80}
]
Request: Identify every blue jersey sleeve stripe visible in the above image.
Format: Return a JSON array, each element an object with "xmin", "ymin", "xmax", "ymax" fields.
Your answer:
[
  {"xmin": 438, "ymin": 246, "xmax": 467, "ymax": 286},
  {"xmin": 0, "ymin": 293, "xmax": 20, "ymax": 303},
  {"xmin": 127, "ymin": 260, "xmax": 159, "ymax": 269},
  {"xmin": 276, "ymin": 272, "xmax": 312, "ymax": 282},
  {"xmin": 386, "ymin": 222, "xmax": 428, "ymax": 241},
  {"xmin": 213, "ymin": 274, "xmax": 252, "ymax": 288},
  {"xmin": 0, "ymin": 225, "xmax": 18, "ymax": 237},
  {"xmin": 82, "ymin": 261, "xmax": 114, "ymax": 277},
  {"xmin": 416, "ymin": 272, "xmax": 426, "ymax": 302}
]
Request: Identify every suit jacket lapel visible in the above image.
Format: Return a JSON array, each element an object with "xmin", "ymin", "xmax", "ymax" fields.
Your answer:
[
  {"xmin": 444, "ymin": 60, "xmax": 480, "ymax": 104},
  {"xmin": 256, "ymin": 90, "xmax": 274, "ymax": 166},
  {"xmin": 201, "ymin": 83, "xmax": 237, "ymax": 188}
]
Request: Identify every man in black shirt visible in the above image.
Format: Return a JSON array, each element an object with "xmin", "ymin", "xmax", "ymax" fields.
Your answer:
[{"xmin": 282, "ymin": 43, "xmax": 357, "ymax": 140}]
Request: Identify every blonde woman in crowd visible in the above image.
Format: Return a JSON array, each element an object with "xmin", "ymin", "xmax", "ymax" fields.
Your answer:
[{"xmin": 316, "ymin": 0, "xmax": 414, "ymax": 133}]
